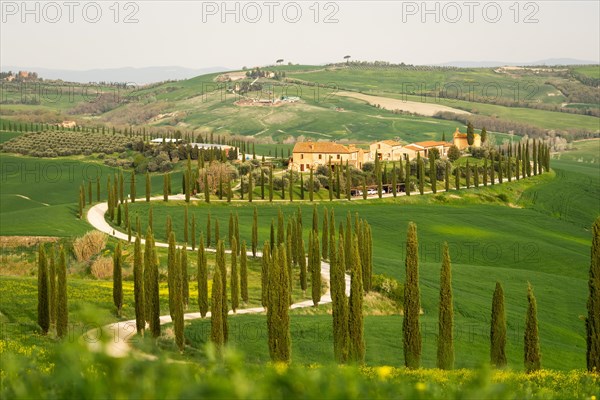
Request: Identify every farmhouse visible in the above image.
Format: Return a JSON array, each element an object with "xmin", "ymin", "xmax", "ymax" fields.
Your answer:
[
  {"xmin": 150, "ymin": 138, "xmax": 183, "ymax": 144},
  {"xmin": 290, "ymin": 141, "xmax": 366, "ymax": 171},
  {"xmin": 59, "ymin": 121, "xmax": 77, "ymax": 129},
  {"xmin": 453, "ymin": 127, "xmax": 481, "ymax": 150},
  {"xmin": 412, "ymin": 140, "xmax": 453, "ymax": 158},
  {"xmin": 370, "ymin": 140, "xmax": 403, "ymax": 161},
  {"xmin": 370, "ymin": 139, "xmax": 453, "ymax": 161}
]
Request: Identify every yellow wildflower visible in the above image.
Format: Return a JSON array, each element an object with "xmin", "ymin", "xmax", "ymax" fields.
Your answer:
[{"xmin": 376, "ymin": 366, "xmax": 393, "ymax": 380}]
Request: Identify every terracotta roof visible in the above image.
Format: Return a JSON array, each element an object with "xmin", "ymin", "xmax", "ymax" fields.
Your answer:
[
  {"xmin": 379, "ymin": 139, "xmax": 402, "ymax": 147},
  {"xmin": 404, "ymin": 144, "xmax": 424, "ymax": 151},
  {"xmin": 414, "ymin": 140, "xmax": 451, "ymax": 148},
  {"xmin": 453, "ymin": 127, "xmax": 480, "ymax": 139},
  {"xmin": 293, "ymin": 142, "xmax": 351, "ymax": 154}
]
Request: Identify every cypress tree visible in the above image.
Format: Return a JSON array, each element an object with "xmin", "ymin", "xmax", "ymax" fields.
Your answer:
[
  {"xmin": 299, "ymin": 237, "xmax": 307, "ymax": 296},
  {"xmin": 418, "ymin": 156, "xmax": 424, "ymax": 195},
  {"xmin": 261, "ymin": 168, "xmax": 265, "ymax": 199},
  {"xmin": 133, "ymin": 234, "xmax": 144, "ymax": 334},
  {"xmin": 269, "ymin": 165, "xmax": 274, "ymax": 202},
  {"xmin": 113, "ymin": 242, "xmax": 123, "ymax": 317},
  {"xmin": 96, "ymin": 175, "xmax": 100, "ymax": 202},
  {"xmin": 322, "ymin": 207, "xmax": 329, "ymax": 260},
  {"xmin": 228, "ymin": 212, "xmax": 234, "ymax": 248},
  {"xmin": 490, "ymin": 281, "xmax": 507, "ymax": 367},
  {"xmin": 405, "ymin": 157, "xmax": 411, "ymax": 196},
  {"xmin": 587, "ymin": 217, "xmax": 600, "ymax": 372},
  {"xmin": 490, "ymin": 154, "xmax": 495, "ymax": 185},
  {"xmin": 148, "ymin": 206, "xmax": 153, "ymax": 232},
  {"xmin": 289, "ymin": 169, "xmax": 294, "ymax": 202},
  {"xmin": 204, "ymin": 173, "xmax": 210, "ymax": 203},
  {"xmin": 173, "ymin": 243, "xmax": 184, "ymax": 352},
  {"xmin": 270, "ymin": 219, "xmax": 275, "ymax": 250},
  {"xmin": 252, "ymin": 207, "xmax": 258, "ymax": 257},
  {"xmin": 392, "ymin": 163, "xmax": 398, "ymax": 197},
  {"xmin": 300, "ymin": 173, "xmax": 305, "ymax": 200},
  {"xmin": 474, "ymin": 163, "xmax": 480, "ymax": 187},
  {"xmin": 117, "ymin": 203, "xmax": 122, "ymax": 226},
  {"xmin": 311, "ymin": 231, "xmax": 321, "ymax": 306},
  {"xmin": 345, "ymin": 161, "xmax": 352, "ymax": 200},
  {"xmin": 231, "ymin": 237, "xmax": 239, "ymax": 312},
  {"xmin": 185, "ymin": 171, "xmax": 191, "ymax": 203},
  {"xmin": 210, "ymin": 264, "xmax": 224, "ymax": 352},
  {"xmin": 348, "ymin": 235, "xmax": 365, "ymax": 364},
  {"xmin": 197, "ymin": 233, "xmax": 208, "ymax": 317},
  {"xmin": 403, "ymin": 222, "xmax": 421, "ymax": 369},
  {"xmin": 37, "ymin": 245, "xmax": 49, "ymax": 334},
  {"xmin": 445, "ymin": 161, "xmax": 450, "ymax": 192},
  {"xmin": 309, "ymin": 168, "xmax": 314, "ymax": 201},
  {"xmin": 206, "ymin": 213, "xmax": 211, "ymax": 248},
  {"xmin": 56, "ymin": 247, "xmax": 68, "ymax": 339},
  {"xmin": 261, "ymin": 241, "xmax": 271, "ymax": 308},
  {"xmin": 429, "ymin": 152, "xmax": 437, "ymax": 194},
  {"xmin": 145, "ymin": 171, "xmax": 151, "ymax": 202},
  {"xmin": 345, "ymin": 213, "xmax": 352, "ymax": 271},
  {"xmin": 227, "ymin": 177, "xmax": 232, "ymax": 203},
  {"xmin": 119, "ymin": 171, "xmax": 124, "ymax": 203},
  {"xmin": 163, "ymin": 173, "xmax": 169, "ymax": 201},
  {"xmin": 454, "ymin": 166, "xmax": 460, "ymax": 190},
  {"xmin": 241, "ymin": 241, "xmax": 248, "ymax": 304},
  {"xmin": 332, "ymin": 236, "xmax": 349, "ymax": 363},
  {"xmin": 465, "ymin": 160, "xmax": 471, "ymax": 189},
  {"xmin": 248, "ymin": 171, "xmax": 253, "ymax": 202},
  {"xmin": 312, "ymin": 205, "xmax": 319, "ymax": 234},
  {"xmin": 48, "ymin": 246, "xmax": 57, "ymax": 328},
  {"xmin": 498, "ymin": 156, "xmax": 504, "ymax": 183},
  {"xmin": 524, "ymin": 283, "xmax": 541, "ymax": 373},
  {"xmin": 328, "ymin": 161, "xmax": 333, "ymax": 201},
  {"xmin": 217, "ymin": 240, "xmax": 228, "ymax": 342},
  {"xmin": 437, "ymin": 242, "xmax": 454, "ymax": 370},
  {"xmin": 184, "ymin": 207, "xmax": 189, "ymax": 244},
  {"xmin": 167, "ymin": 232, "xmax": 177, "ymax": 320},
  {"xmin": 362, "ymin": 223, "xmax": 373, "ymax": 292},
  {"xmin": 376, "ymin": 153, "xmax": 382, "ymax": 198},
  {"xmin": 267, "ymin": 244, "xmax": 291, "ymax": 362},
  {"xmin": 191, "ymin": 213, "xmax": 196, "ymax": 251},
  {"xmin": 362, "ymin": 177, "xmax": 367, "ymax": 200},
  {"xmin": 130, "ymin": 170, "xmax": 136, "ymax": 203},
  {"xmin": 181, "ymin": 245, "xmax": 189, "ymax": 308},
  {"xmin": 235, "ymin": 213, "xmax": 240, "ymax": 255},
  {"xmin": 483, "ymin": 157, "xmax": 488, "ymax": 186},
  {"xmin": 336, "ymin": 165, "xmax": 341, "ymax": 199}
]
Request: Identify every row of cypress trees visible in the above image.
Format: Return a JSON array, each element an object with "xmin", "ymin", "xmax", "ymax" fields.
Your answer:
[
  {"xmin": 36, "ymin": 244, "xmax": 68, "ymax": 338},
  {"xmin": 401, "ymin": 221, "xmax": 545, "ymax": 372}
]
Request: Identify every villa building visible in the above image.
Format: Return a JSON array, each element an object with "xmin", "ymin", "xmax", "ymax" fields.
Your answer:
[
  {"xmin": 290, "ymin": 142, "xmax": 366, "ymax": 171},
  {"xmin": 453, "ymin": 127, "xmax": 481, "ymax": 150}
]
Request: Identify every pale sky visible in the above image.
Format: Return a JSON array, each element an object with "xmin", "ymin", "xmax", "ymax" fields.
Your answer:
[{"xmin": 1, "ymin": 0, "xmax": 599, "ymax": 70}]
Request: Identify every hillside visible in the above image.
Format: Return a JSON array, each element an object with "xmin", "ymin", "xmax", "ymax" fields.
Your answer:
[{"xmin": 1, "ymin": 64, "xmax": 597, "ymax": 145}]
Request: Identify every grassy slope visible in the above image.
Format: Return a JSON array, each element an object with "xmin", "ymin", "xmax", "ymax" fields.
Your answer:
[
  {"xmin": 0, "ymin": 154, "xmax": 182, "ymax": 236},
  {"xmin": 285, "ymin": 67, "xmax": 599, "ymax": 133},
  {"xmin": 123, "ymin": 166, "xmax": 593, "ymax": 370}
]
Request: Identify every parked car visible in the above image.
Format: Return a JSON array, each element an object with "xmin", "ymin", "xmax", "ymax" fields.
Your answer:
[{"xmin": 367, "ymin": 189, "xmax": 377, "ymax": 195}]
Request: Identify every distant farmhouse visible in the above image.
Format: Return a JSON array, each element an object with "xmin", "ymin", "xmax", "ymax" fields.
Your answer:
[
  {"xmin": 452, "ymin": 127, "xmax": 481, "ymax": 150},
  {"xmin": 150, "ymin": 138, "xmax": 233, "ymax": 156},
  {"xmin": 290, "ymin": 142, "xmax": 366, "ymax": 171},
  {"xmin": 291, "ymin": 131, "xmax": 480, "ymax": 171}
]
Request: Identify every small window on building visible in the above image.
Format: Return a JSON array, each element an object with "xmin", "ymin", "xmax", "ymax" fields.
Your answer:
[
  {"xmin": 301, "ymin": 154, "xmax": 304, "ymax": 159},
  {"xmin": 337, "ymin": 154, "xmax": 340, "ymax": 159},
  {"xmin": 319, "ymin": 154, "xmax": 322, "ymax": 160}
]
